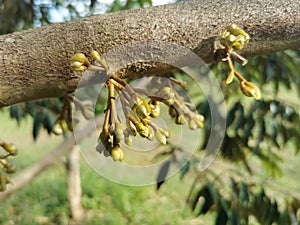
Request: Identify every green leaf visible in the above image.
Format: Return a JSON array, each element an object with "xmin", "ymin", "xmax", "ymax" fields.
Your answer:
[
  {"xmin": 278, "ymin": 208, "xmax": 291, "ymax": 225},
  {"xmin": 215, "ymin": 204, "xmax": 228, "ymax": 225},
  {"xmin": 239, "ymin": 182, "xmax": 249, "ymax": 205},
  {"xmin": 10, "ymin": 104, "xmax": 23, "ymax": 123},
  {"xmin": 33, "ymin": 114, "xmax": 43, "ymax": 140},
  {"xmin": 156, "ymin": 160, "xmax": 170, "ymax": 190},
  {"xmin": 227, "ymin": 210, "xmax": 238, "ymax": 225},
  {"xmin": 43, "ymin": 113, "xmax": 55, "ymax": 134}
]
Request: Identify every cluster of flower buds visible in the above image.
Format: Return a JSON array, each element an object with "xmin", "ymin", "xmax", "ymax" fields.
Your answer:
[
  {"xmin": 0, "ymin": 141, "xmax": 17, "ymax": 174},
  {"xmin": 219, "ymin": 24, "xmax": 250, "ymax": 51},
  {"xmin": 216, "ymin": 24, "xmax": 261, "ymax": 100},
  {"xmin": 70, "ymin": 50, "xmax": 205, "ymax": 162},
  {"xmin": 52, "ymin": 95, "xmax": 74, "ymax": 135},
  {"xmin": 0, "ymin": 140, "xmax": 18, "ymax": 191},
  {"xmin": 149, "ymin": 77, "xmax": 205, "ymax": 129}
]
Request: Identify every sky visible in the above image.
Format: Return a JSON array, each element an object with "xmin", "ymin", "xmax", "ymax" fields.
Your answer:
[{"xmin": 50, "ymin": 0, "xmax": 175, "ymax": 23}]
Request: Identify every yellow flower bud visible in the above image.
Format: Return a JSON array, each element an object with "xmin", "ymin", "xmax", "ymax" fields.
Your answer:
[
  {"xmin": 228, "ymin": 34, "xmax": 236, "ymax": 42},
  {"xmin": 175, "ymin": 115, "xmax": 187, "ymax": 125},
  {"xmin": 155, "ymin": 129, "xmax": 167, "ymax": 145},
  {"xmin": 135, "ymin": 104, "xmax": 149, "ymax": 120},
  {"xmin": 149, "ymin": 101, "xmax": 160, "ymax": 118},
  {"xmin": 116, "ymin": 124, "xmax": 126, "ymax": 141},
  {"xmin": 133, "ymin": 96, "xmax": 151, "ymax": 120},
  {"xmin": 128, "ymin": 120, "xmax": 137, "ymax": 136},
  {"xmin": 219, "ymin": 24, "xmax": 250, "ymax": 50},
  {"xmin": 111, "ymin": 146, "xmax": 124, "ymax": 162},
  {"xmin": 1, "ymin": 143, "xmax": 18, "ymax": 156},
  {"xmin": 70, "ymin": 53, "xmax": 90, "ymax": 72},
  {"xmin": 135, "ymin": 122, "xmax": 149, "ymax": 138},
  {"xmin": 4, "ymin": 163, "xmax": 16, "ymax": 174},
  {"xmin": 90, "ymin": 50, "xmax": 101, "ymax": 61},
  {"xmin": 189, "ymin": 120, "xmax": 198, "ymax": 130},
  {"xmin": 226, "ymin": 70, "xmax": 235, "ymax": 84},
  {"xmin": 60, "ymin": 120, "xmax": 69, "ymax": 132},
  {"xmin": 169, "ymin": 106, "xmax": 178, "ymax": 118},
  {"xmin": 158, "ymin": 128, "xmax": 170, "ymax": 138},
  {"xmin": 70, "ymin": 53, "xmax": 89, "ymax": 64},
  {"xmin": 125, "ymin": 136, "xmax": 133, "ymax": 146},
  {"xmin": 147, "ymin": 127, "xmax": 154, "ymax": 141},
  {"xmin": 240, "ymin": 81, "xmax": 261, "ymax": 100},
  {"xmin": 52, "ymin": 123, "xmax": 63, "ymax": 135}
]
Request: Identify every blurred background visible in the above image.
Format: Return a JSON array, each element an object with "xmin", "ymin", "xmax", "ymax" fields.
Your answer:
[{"xmin": 0, "ymin": 0, "xmax": 299, "ymax": 224}]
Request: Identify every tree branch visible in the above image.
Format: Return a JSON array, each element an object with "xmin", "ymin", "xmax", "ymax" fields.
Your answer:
[
  {"xmin": 0, "ymin": 0, "xmax": 299, "ymax": 106},
  {"xmin": 0, "ymin": 116, "xmax": 101, "ymax": 201}
]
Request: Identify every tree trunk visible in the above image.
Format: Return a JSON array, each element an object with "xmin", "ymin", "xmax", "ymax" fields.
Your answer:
[
  {"xmin": 0, "ymin": 0, "xmax": 299, "ymax": 106},
  {"xmin": 67, "ymin": 145, "xmax": 84, "ymax": 222}
]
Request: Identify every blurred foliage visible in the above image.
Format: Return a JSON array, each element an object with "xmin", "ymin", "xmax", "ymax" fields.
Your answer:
[
  {"xmin": 157, "ymin": 50, "xmax": 300, "ymax": 224},
  {"xmin": 1, "ymin": 0, "xmax": 300, "ymax": 224}
]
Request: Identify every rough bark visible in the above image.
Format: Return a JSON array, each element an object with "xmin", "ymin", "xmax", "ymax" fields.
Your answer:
[{"xmin": 0, "ymin": 0, "xmax": 299, "ymax": 106}]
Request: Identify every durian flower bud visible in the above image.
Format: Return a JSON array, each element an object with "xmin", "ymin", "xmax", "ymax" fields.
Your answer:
[
  {"xmin": 111, "ymin": 146, "xmax": 124, "ymax": 162},
  {"xmin": 240, "ymin": 81, "xmax": 261, "ymax": 100}
]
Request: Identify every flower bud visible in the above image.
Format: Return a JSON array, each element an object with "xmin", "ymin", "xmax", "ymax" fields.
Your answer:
[
  {"xmin": 135, "ymin": 104, "xmax": 149, "ymax": 120},
  {"xmin": 111, "ymin": 146, "xmax": 124, "ymax": 162},
  {"xmin": 115, "ymin": 124, "xmax": 126, "ymax": 141},
  {"xmin": 189, "ymin": 120, "xmax": 198, "ymax": 130},
  {"xmin": 128, "ymin": 120, "xmax": 137, "ymax": 136},
  {"xmin": 4, "ymin": 163, "xmax": 16, "ymax": 174},
  {"xmin": 169, "ymin": 105, "xmax": 178, "ymax": 118},
  {"xmin": 52, "ymin": 123, "xmax": 63, "ymax": 135},
  {"xmin": 164, "ymin": 98, "xmax": 175, "ymax": 106},
  {"xmin": 175, "ymin": 115, "xmax": 186, "ymax": 125},
  {"xmin": 228, "ymin": 34, "xmax": 236, "ymax": 42},
  {"xmin": 155, "ymin": 129, "xmax": 167, "ymax": 145},
  {"xmin": 98, "ymin": 58, "xmax": 109, "ymax": 71},
  {"xmin": 147, "ymin": 127, "xmax": 154, "ymax": 141},
  {"xmin": 90, "ymin": 50, "xmax": 101, "ymax": 61},
  {"xmin": 125, "ymin": 136, "xmax": 133, "ymax": 146},
  {"xmin": 66, "ymin": 120, "xmax": 73, "ymax": 132},
  {"xmin": 133, "ymin": 96, "xmax": 151, "ymax": 120},
  {"xmin": 158, "ymin": 128, "xmax": 170, "ymax": 138},
  {"xmin": 149, "ymin": 101, "xmax": 160, "ymax": 118},
  {"xmin": 240, "ymin": 81, "xmax": 261, "ymax": 100},
  {"xmin": 60, "ymin": 120, "xmax": 69, "ymax": 132},
  {"xmin": 135, "ymin": 122, "xmax": 149, "ymax": 138},
  {"xmin": 1, "ymin": 143, "xmax": 18, "ymax": 156},
  {"xmin": 162, "ymin": 87, "xmax": 175, "ymax": 99},
  {"xmin": 226, "ymin": 70, "xmax": 235, "ymax": 84},
  {"xmin": 70, "ymin": 53, "xmax": 90, "ymax": 71}
]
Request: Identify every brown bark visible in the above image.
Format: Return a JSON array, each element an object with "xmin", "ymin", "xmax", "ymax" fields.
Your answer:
[{"xmin": 0, "ymin": 0, "xmax": 299, "ymax": 106}]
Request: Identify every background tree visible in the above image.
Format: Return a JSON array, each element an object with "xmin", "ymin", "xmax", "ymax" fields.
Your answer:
[{"xmin": 0, "ymin": 0, "xmax": 300, "ymax": 224}]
